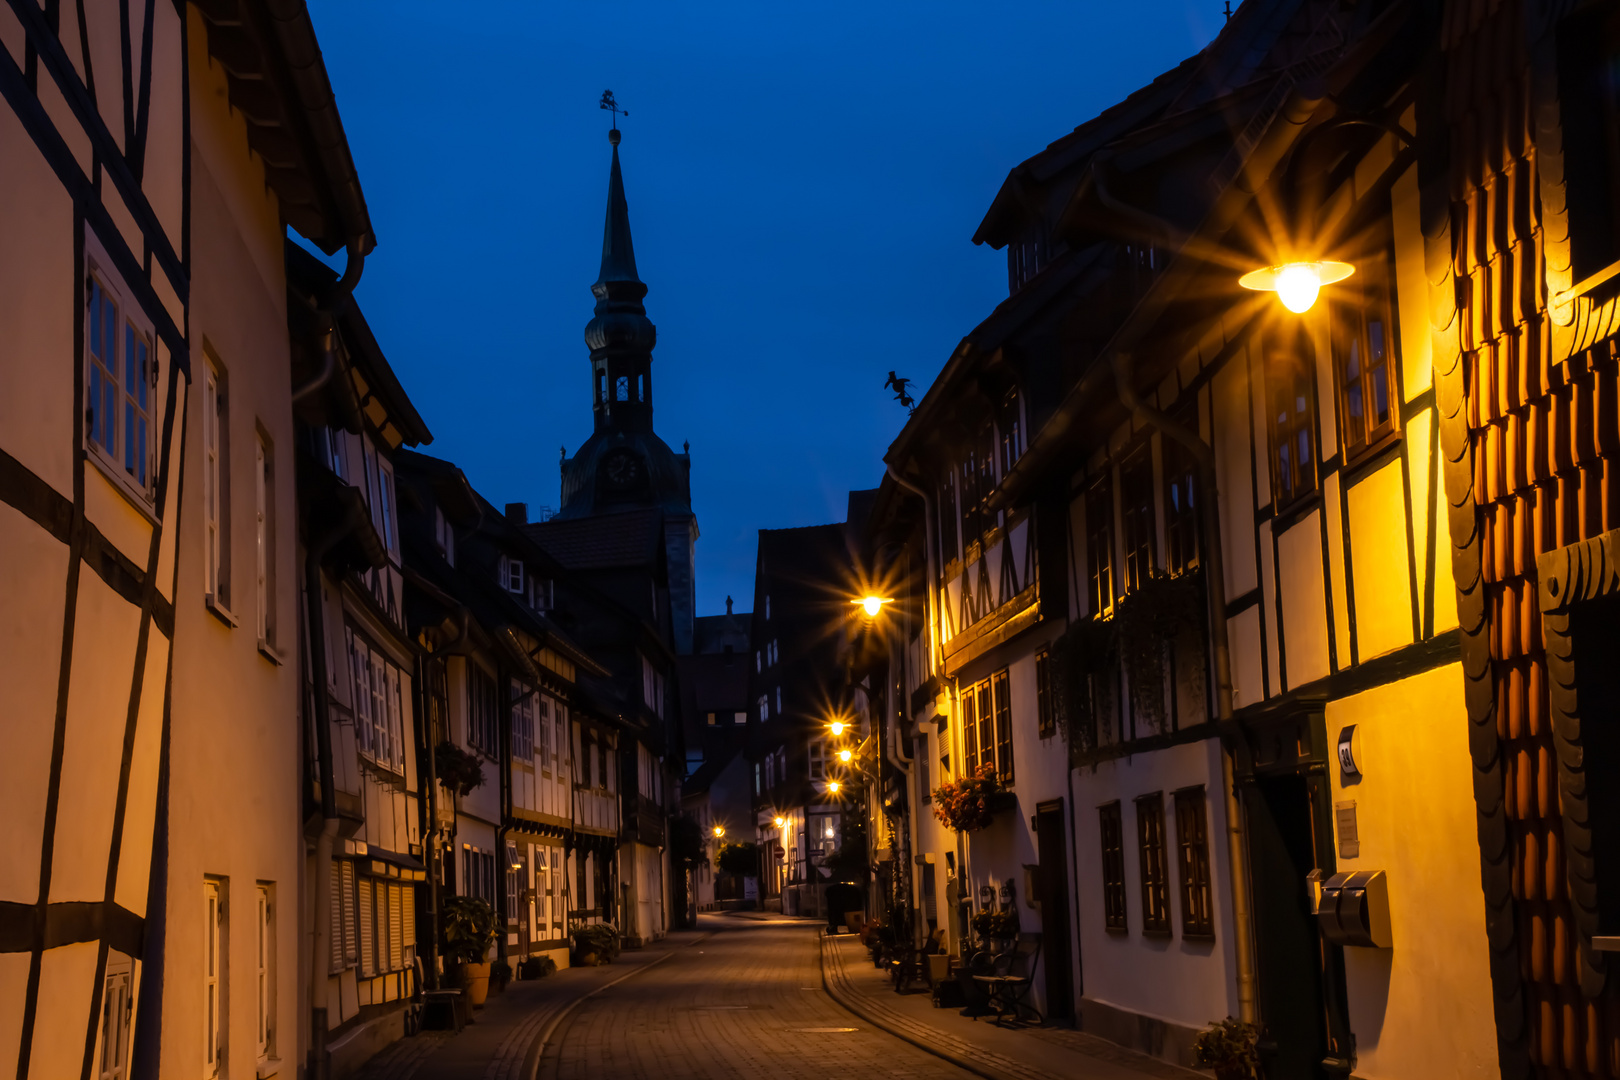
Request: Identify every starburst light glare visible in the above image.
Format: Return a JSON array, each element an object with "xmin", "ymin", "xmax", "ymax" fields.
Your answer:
[
  {"xmin": 1238, "ymin": 260, "xmax": 1355, "ymax": 314},
  {"xmin": 852, "ymin": 596, "xmax": 893, "ymax": 618},
  {"xmin": 838, "ymin": 749, "xmax": 853, "ymax": 763}
]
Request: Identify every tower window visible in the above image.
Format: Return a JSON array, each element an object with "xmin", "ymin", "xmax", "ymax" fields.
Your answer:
[
  {"xmin": 598, "ymin": 371, "xmax": 607, "ymax": 404},
  {"xmin": 638, "ymin": 374, "xmax": 646, "ymax": 401},
  {"xmin": 616, "ymin": 376, "xmax": 629, "ymax": 401}
]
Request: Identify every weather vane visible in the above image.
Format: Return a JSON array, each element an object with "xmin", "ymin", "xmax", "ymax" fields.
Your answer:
[
  {"xmin": 600, "ymin": 90, "xmax": 628, "ymax": 131},
  {"xmin": 884, "ymin": 371, "xmax": 916, "ymax": 414}
]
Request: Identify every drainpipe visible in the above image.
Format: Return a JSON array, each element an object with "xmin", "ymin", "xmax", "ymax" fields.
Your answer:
[
  {"xmin": 420, "ymin": 601, "xmax": 470, "ymax": 991},
  {"xmin": 305, "ymin": 497, "xmax": 366, "ymax": 1080},
  {"xmin": 1110, "ymin": 350, "xmax": 1255, "ymax": 1025},
  {"xmin": 292, "ymin": 241, "xmax": 365, "ymax": 405}
]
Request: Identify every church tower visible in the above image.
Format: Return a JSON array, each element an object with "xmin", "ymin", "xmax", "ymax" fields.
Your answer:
[{"xmin": 554, "ymin": 127, "xmax": 697, "ymax": 653}]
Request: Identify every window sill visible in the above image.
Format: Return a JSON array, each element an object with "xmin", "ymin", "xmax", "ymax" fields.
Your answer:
[
  {"xmin": 1339, "ymin": 430, "xmax": 1403, "ymax": 485},
  {"xmin": 1104, "ymin": 925, "xmax": 1128, "ymax": 936},
  {"xmin": 205, "ymin": 595, "xmax": 238, "ymax": 628},
  {"xmin": 1140, "ymin": 927, "xmax": 1173, "ymax": 940},
  {"xmin": 258, "ymin": 640, "xmax": 283, "ymax": 666},
  {"xmin": 87, "ymin": 446, "xmax": 159, "ymax": 524},
  {"xmin": 256, "ymin": 1059, "xmax": 283, "ymax": 1080}
]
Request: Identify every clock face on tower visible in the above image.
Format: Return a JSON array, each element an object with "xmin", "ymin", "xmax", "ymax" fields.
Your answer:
[{"xmin": 603, "ymin": 449, "xmax": 644, "ymax": 489}]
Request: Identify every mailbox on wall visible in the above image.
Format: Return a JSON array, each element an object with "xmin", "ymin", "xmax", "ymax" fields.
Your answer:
[{"xmin": 1314, "ymin": 870, "xmax": 1393, "ymax": 948}]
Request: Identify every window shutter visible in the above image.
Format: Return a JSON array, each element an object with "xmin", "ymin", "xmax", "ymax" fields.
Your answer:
[
  {"xmin": 385, "ymin": 665, "xmax": 403, "ymax": 768},
  {"xmin": 340, "ymin": 861, "xmax": 357, "ymax": 965},
  {"xmin": 328, "ymin": 862, "xmax": 343, "ymax": 973},
  {"xmin": 389, "ymin": 885, "xmax": 404, "ymax": 970},
  {"xmin": 403, "ymin": 885, "xmax": 416, "ymax": 949},
  {"xmin": 358, "ymin": 878, "xmax": 374, "ymax": 976}
]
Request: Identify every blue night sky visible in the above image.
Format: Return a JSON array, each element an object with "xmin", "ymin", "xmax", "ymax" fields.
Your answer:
[{"xmin": 304, "ymin": 1, "xmax": 1222, "ymax": 617}]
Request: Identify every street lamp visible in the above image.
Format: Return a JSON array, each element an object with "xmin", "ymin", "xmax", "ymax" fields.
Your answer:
[
  {"xmin": 838, "ymin": 749, "xmax": 853, "ymax": 763},
  {"xmin": 851, "ymin": 596, "xmax": 893, "ymax": 619},
  {"xmin": 829, "ymin": 720, "xmax": 847, "ymax": 737},
  {"xmin": 828, "ymin": 780, "xmax": 841, "ymax": 794},
  {"xmin": 774, "ymin": 816, "xmax": 786, "ymax": 828},
  {"xmin": 713, "ymin": 824, "xmax": 725, "ymax": 838},
  {"xmin": 1239, "ymin": 260, "xmax": 1355, "ymax": 314}
]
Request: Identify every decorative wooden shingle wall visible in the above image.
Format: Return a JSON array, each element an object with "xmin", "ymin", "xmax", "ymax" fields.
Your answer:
[{"xmin": 1432, "ymin": 0, "xmax": 1620, "ymax": 1075}]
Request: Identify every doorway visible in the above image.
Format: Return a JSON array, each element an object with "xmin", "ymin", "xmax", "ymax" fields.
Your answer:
[{"xmin": 1035, "ymin": 801, "xmax": 1075, "ymax": 1022}]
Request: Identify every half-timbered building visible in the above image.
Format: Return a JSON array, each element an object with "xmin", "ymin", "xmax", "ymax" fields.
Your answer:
[
  {"xmin": 0, "ymin": 2, "xmax": 374, "ymax": 1078},
  {"xmin": 289, "ymin": 244, "xmax": 434, "ymax": 1076}
]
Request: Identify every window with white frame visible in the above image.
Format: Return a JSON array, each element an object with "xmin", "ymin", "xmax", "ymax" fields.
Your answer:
[
  {"xmin": 348, "ymin": 629, "xmax": 406, "ymax": 772},
  {"xmin": 85, "ymin": 247, "xmax": 157, "ymax": 504},
  {"xmin": 204, "ymin": 878, "xmax": 225, "ymax": 1079},
  {"xmin": 98, "ymin": 952, "xmax": 134, "ymax": 1080},
  {"xmin": 641, "ymin": 654, "xmax": 665, "ymax": 717},
  {"xmin": 324, "ymin": 425, "xmax": 347, "ymax": 482},
  {"xmin": 503, "ymin": 556, "xmax": 525, "ymax": 595},
  {"xmin": 203, "ymin": 358, "xmax": 229, "ymax": 609},
  {"xmin": 758, "ymin": 694, "xmax": 769, "ymax": 722},
  {"xmin": 433, "ymin": 507, "xmax": 456, "ymax": 567},
  {"xmin": 511, "ymin": 679, "xmax": 535, "ymax": 760},
  {"xmin": 376, "ymin": 457, "xmax": 398, "ymax": 557},
  {"xmin": 255, "ymin": 884, "xmax": 274, "ymax": 1062},
  {"xmin": 807, "ymin": 738, "xmax": 826, "ymax": 780},
  {"xmin": 255, "ymin": 433, "xmax": 275, "ymax": 647},
  {"xmin": 468, "ymin": 663, "xmax": 500, "ymax": 757}
]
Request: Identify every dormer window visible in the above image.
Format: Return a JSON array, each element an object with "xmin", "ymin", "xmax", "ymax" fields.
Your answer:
[
  {"xmin": 433, "ymin": 508, "xmax": 456, "ymax": 567},
  {"xmin": 532, "ymin": 577, "xmax": 554, "ymax": 612},
  {"xmin": 504, "ymin": 557, "xmax": 525, "ymax": 595}
]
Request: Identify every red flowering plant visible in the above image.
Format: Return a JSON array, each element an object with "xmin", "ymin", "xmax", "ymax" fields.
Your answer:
[{"xmin": 931, "ymin": 764, "xmax": 1005, "ymax": 833}]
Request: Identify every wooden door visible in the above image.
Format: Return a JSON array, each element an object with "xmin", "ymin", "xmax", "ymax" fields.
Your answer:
[{"xmin": 1035, "ymin": 802, "xmax": 1076, "ymax": 1021}]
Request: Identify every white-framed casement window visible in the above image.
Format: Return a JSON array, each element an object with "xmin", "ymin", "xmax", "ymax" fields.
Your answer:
[
  {"xmin": 85, "ymin": 239, "xmax": 158, "ymax": 507},
  {"xmin": 434, "ymin": 507, "xmax": 456, "ymax": 567},
  {"xmin": 203, "ymin": 356, "xmax": 230, "ymax": 613},
  {"xmin": 204, "ymin": 878, "xmax": 226, "ymax": 1079},
  {"xmin": 97, "ymin": 951, "xmax": 134, "ymax": 1080},
  {"xmin": 503, "ymin": 556, "xmax": 525, "ymax": 595},
  {"xmin": 807, "ymin": 739, "xmax": 826, "ymax": 780},
  {"xmin": 375, "ymin": 457, "xmax": 398, "ymax": 557},
  {"xmin": 758, "ymin": 694, "xmax": 769, "ymax": 722},
  {"xmin": 348, "ymin": 629, "xmax": 406, "ymax": 772},
  {"xmin": 511, "ymin": 679, "xmax": 535, "ymax": 760},
  {"xmin": 254, "ymin": 432, "xmax": 276, "ymax": 649},
  {"xmin": 255, "ymin": 884, "xmax": 274, "ymax": 1064},
  {"xmin": 324, "ymin": 425, "xmax": 347, "ymax": 482}
]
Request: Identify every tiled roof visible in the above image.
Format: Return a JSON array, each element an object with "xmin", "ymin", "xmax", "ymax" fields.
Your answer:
[{"xmin": 523, "ymin": 508, "xmax": 665, "ymax": 571}]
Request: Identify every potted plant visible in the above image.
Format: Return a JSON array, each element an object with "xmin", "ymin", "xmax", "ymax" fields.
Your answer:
[
  {"xmin": 489, "ymin": 959, "xmax": 512, "ymax": 994},
  {"xmin": 570, "ymin": 922, "xmax": 620, "ymax": 967},
  {"xmin": 971, "ymin": 910, "xmax": 1019, "ymax": 948},
  {"xmin": 930, "ymin": 765, "xmax": 1010, "ymax": 833},
  {"xmin": 442, "ymin": 896, "xmax": 498, "ymax": 1007},
  {"xmin": 1192, "ymin": 1018, "xmax": 1261, "ymax": 1080},
  {"xmin": 435, "ymin": 742, "xmax": 485, "ymax": 797},
  {"xmin": 518, "ymin": 955, "xmax": 556, "ymax": 980}
]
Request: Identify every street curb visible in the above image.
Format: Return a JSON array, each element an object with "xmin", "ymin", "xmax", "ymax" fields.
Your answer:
[
  {"xmin": 521, "ymin": 932, "xmax": 711, "ymax": 1080},
  {"xmin": 817, "ymin": 931, "xmax": 1050, "ymax": 1080}
]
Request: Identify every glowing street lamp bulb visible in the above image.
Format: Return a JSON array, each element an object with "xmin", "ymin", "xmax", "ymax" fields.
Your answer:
[
  {"xmin": 852, "ymin": 596, "xmax": 892, "ymax": 618},
  {"xmin": 713, "ymin": 825, "xmax": 725, "ymax": 837},
  {"xmin": 828, "ymin": 781, "xmax": 841, "ymax": 793},
  {"xmin": 829, "ymin": 721, "xmax": 847, "ymax": 736},
  {"xmin": 774, "ymin": 816, "xmax": 786, "ymax": 828},
  {"xmin": 1238, "ymin": 260, "xmax": 1354, "ymax": 314},
  {"xmin": 838, "ymin": 749, "xmax": 853, "ymax": 763},
  {"xmin": 1275, "ymin": 263, "xmax": 1321, "ymax": 313}
]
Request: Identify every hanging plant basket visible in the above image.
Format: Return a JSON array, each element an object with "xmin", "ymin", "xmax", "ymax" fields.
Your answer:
[{"xmin": 931, "ymin": 765, "xmax": 1011, "ymax": 833}]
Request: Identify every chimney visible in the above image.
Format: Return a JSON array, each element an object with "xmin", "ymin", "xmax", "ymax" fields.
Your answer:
[{"xmin": 505, "ymin": 502, "xmax": 528, "ymax": 525}]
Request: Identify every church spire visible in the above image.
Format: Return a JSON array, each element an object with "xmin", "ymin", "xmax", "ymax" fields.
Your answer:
[
  {"xmin": 584, "ymin": 125, "xmax": 657, "ymax": 434},
  {"xmin": 596, "ymin": 129, "xmax": 641, "ymax": 289}
]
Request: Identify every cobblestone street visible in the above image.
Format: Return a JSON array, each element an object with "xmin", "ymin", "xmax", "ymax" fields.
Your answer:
[{"xmin": 538, "ymin": 915, "xmax": 980, "ymax": 1080}]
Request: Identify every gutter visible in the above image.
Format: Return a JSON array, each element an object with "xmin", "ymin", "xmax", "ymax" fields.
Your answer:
[{"xmin": 292, "ymin": 239, "xmax": 365, "ymax": 406}]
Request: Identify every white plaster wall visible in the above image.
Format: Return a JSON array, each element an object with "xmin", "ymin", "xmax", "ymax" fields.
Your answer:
[{"xmin": 1070, "ymin": 738, "xmax": 1238, "ymax": 1029}]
